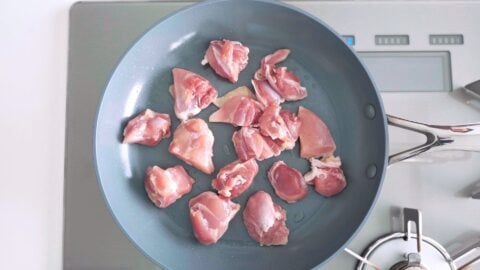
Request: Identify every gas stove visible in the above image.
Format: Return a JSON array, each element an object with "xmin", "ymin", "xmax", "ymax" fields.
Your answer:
[{"xmin": 64, "ymin": 1, "xmax": 480, "ymax": 269}]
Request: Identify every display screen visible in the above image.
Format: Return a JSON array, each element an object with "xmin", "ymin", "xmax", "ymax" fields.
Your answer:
[{"xmin": 358, "ymin": 51, "xmax": 452, "ymax": 92}]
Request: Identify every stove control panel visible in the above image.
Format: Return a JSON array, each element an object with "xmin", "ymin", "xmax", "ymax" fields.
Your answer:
[{"xmin": 293, "ymin": 1, "xmax": 480, "ymax": 91}]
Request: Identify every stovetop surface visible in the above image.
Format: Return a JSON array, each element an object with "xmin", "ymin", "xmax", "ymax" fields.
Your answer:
[{"xmin": 65, "ymin": 1, "xmax": 480, "ymax": 269}]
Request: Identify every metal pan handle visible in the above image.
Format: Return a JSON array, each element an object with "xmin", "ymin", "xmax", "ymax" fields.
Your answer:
[
  {"xmin": 452, "ymin": 237, "xmax": 480, "ymax": 270},
  {"xmin": 387, "ymin": 115, "xmax": 480, "ymax": 165}
]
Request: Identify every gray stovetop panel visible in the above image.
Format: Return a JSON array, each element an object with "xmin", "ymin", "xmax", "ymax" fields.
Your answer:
[{"xmin": 65, "ymin": 2, "xmax": 187, "ymax": 269}]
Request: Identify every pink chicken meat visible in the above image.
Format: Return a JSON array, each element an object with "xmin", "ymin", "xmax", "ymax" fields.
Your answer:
[
  {"xmin": 258, "ymin": 104, "xmax": 301, "ymax": 150},
  {"xmin": 304, "ymin": 156, "xmax": 346, "ymax": 197},
  {"xmin": 232, "ymin": 127, "xmax": 282, "ymax": 161},
  {"xmin": 298, "ymin": 106, "xmax": 336, "ymax": 158},
  {"xmin": 168, "ymin": 118, "xmax": 215, "ymax": 174},
  {"xmin": 243, "ymin": 191, "xmax": 289, "ymax": 246},
  {"xmin": 252, "ymin": 49, "xmax": 307, "ymax": 106},
  {"xmin": 209, "ymin": 96, "xmax": 263, "ymax": 127},
  {"xmin": 251, "ymin": 79, "xmax": 284, "ymax": 108},
  {"xmin": 268, "ymin": 161, "xmax": 308, "ymax": 203},
  {"xmin": 265, "ymin": 66, "xmax": 307, "ymax": 101},
  {"xmin": 122, "ymin": 109, "xmax": 171, "ymax": 146},
  {"xmin": 212, "ymin": 159, "xmax": 258, "ymax": 199},
  {"xmin": 171, "ymin": 68, "xmax": 218, "ymax": 120},
  {"xmin": 189, "ymin": 191, "xmax": 240, "ymax": 245},
  {"xmin": 254, "ymin": 49, "xmax": 291, "ymax": 80},
  {"xmin": 201, "ymin": 39, "xmax": 249, "ymax": 83},
  {"xmin": 262, "ymin": 49, "xmax": 290, "ymax": 67},
  {"xmin": 145, "ymin": 165, "xmax": 194, "ymax": 208},
  {"xmin": 280, "ymin": 109, "xmax": 301, "ymax": 143}
]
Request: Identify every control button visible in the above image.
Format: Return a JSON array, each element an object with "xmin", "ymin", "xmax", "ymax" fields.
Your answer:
[
  {"xmin": 430, "ymin": 34, "xmax": 463, "ymax": 45},
  {"xmin": 375, "ymin": 35, "xmax": 409, "ymax": 45}
]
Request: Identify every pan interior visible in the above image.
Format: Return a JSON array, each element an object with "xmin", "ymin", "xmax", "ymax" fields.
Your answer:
[{"xmin": 94, "ymin": 1, "xmax": 387, "ymax": 269}]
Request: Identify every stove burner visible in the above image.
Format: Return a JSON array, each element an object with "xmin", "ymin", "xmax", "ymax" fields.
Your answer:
[
  {"xmin": 356, "ymin": 232, "xmax": 454, "ymax": 270},
  {"xmin": 356, "ymin": 208, "xmax": 455, "ymax": 270},
  {"xmin": 348, "ymin": 208, "xmax": 480, "ymax": 270},
  {"xmin": 390, "ymin": 253, "xmax": 428, "ymax": 270},
  {"xmin": 398, "ymin": 267, "xmax": 426, "ymax": 270}
]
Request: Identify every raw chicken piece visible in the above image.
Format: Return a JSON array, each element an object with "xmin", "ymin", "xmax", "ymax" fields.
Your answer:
[
  {"xmin": 168, "ymin": 118, "xmax": 215, "ymax": 174},
  {"xmin": 232, "ymin": 127, "xmax": 282, "ymax": 161},
  {"xmin": 122, "ymin": 109, "xmax": 171, "ymax": 146},
  {"xmin": 262, "ymin": 49, "xmax": 291, "ymax": 66},
  {"xmin": 209, "ymin": 96, "xmax": 263, "ymax": 127},
  {"xmin": 189, "ymin": 191, "xmax": 240, "ymax": 245},
  {"xmin": 298, "ymin": 106, "xmax": 336, "ymax": 159},
  {"xmin": 171, "ymin": 68, "xmax": 218, "ymax": 120},
  {"xmin": 213, "ymin": 86, "xmax": 256, "ymax": 107},
  {"xmin": 258, "ymin": 104, "xmax": 300, "ymax": 150},
  {"xmin": 243, "ymin": 191, "xmax": 289, "ymax": 246},
  {"xmin": 265, "ymin": 66, "xmax": 307, "ymax": 101},
  {"xmin": 280, "ymin": 109, "xmax": 301, "ymax": 144},
  {"xmin": 268, "ymin": 161, "xmax": 308, "ymax": 203},
  {"xmin": 251, "ymin": 79, "xmax": 284, "ymax": 108},
  {"xmin": 201, "ymin": 39, "xmax": 250, "ymax": 83},
  {"xmin": 145, "ymin": 165, "xmax": 194, "ymax": 208},
  {"xmin": 254, "ymin": 49, "xmax": 307, "ymax": 101},
  {"xmin": 212, "ymin": 159, "xmax": 258, "ymax": 199},
  {"xmin": 304, "ymin": 156, "xmax": 346, "ymax": 197},
  {"xmin": 254, "ymin": 49, "xmax": 290, "ymax": 80},
  {"xmin": 258, "ymin": 104, "xmax": 288, "ymax": 140}
]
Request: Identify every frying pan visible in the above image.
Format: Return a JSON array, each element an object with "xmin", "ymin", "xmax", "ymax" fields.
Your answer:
[{"xmin": 93, "ymin": 0, "xmax": 480, "ymax": 269}]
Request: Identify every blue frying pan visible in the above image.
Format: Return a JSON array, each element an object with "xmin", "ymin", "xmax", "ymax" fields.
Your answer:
[{"xmin": 94, "ymin": 0, "xmax": 388, "ymax": 269}]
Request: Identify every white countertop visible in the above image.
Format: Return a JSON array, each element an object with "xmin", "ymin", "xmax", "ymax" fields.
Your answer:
[{"xmin": 0, "ymin": 0, "xmax": 73, "ymax": 268}]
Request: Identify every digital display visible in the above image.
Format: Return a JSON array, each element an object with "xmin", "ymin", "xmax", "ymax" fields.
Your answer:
[{"xmin": 358, "ymin": 51, "xmax": 452, "ymax": 92}]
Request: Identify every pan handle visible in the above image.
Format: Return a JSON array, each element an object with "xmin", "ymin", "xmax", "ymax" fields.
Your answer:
[
  {"xmin": 387, "ymin": 115, "xmax": 480, "ymax": 165},
  {"xmin": 451, "ymin": 237, "xmax": 480, "ymax": 270}
]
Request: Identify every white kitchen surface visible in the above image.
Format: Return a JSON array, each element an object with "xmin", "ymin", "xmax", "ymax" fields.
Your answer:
[{"xmin": 0, "ymin": 0, "xmax": 71, "ymax": 269}]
